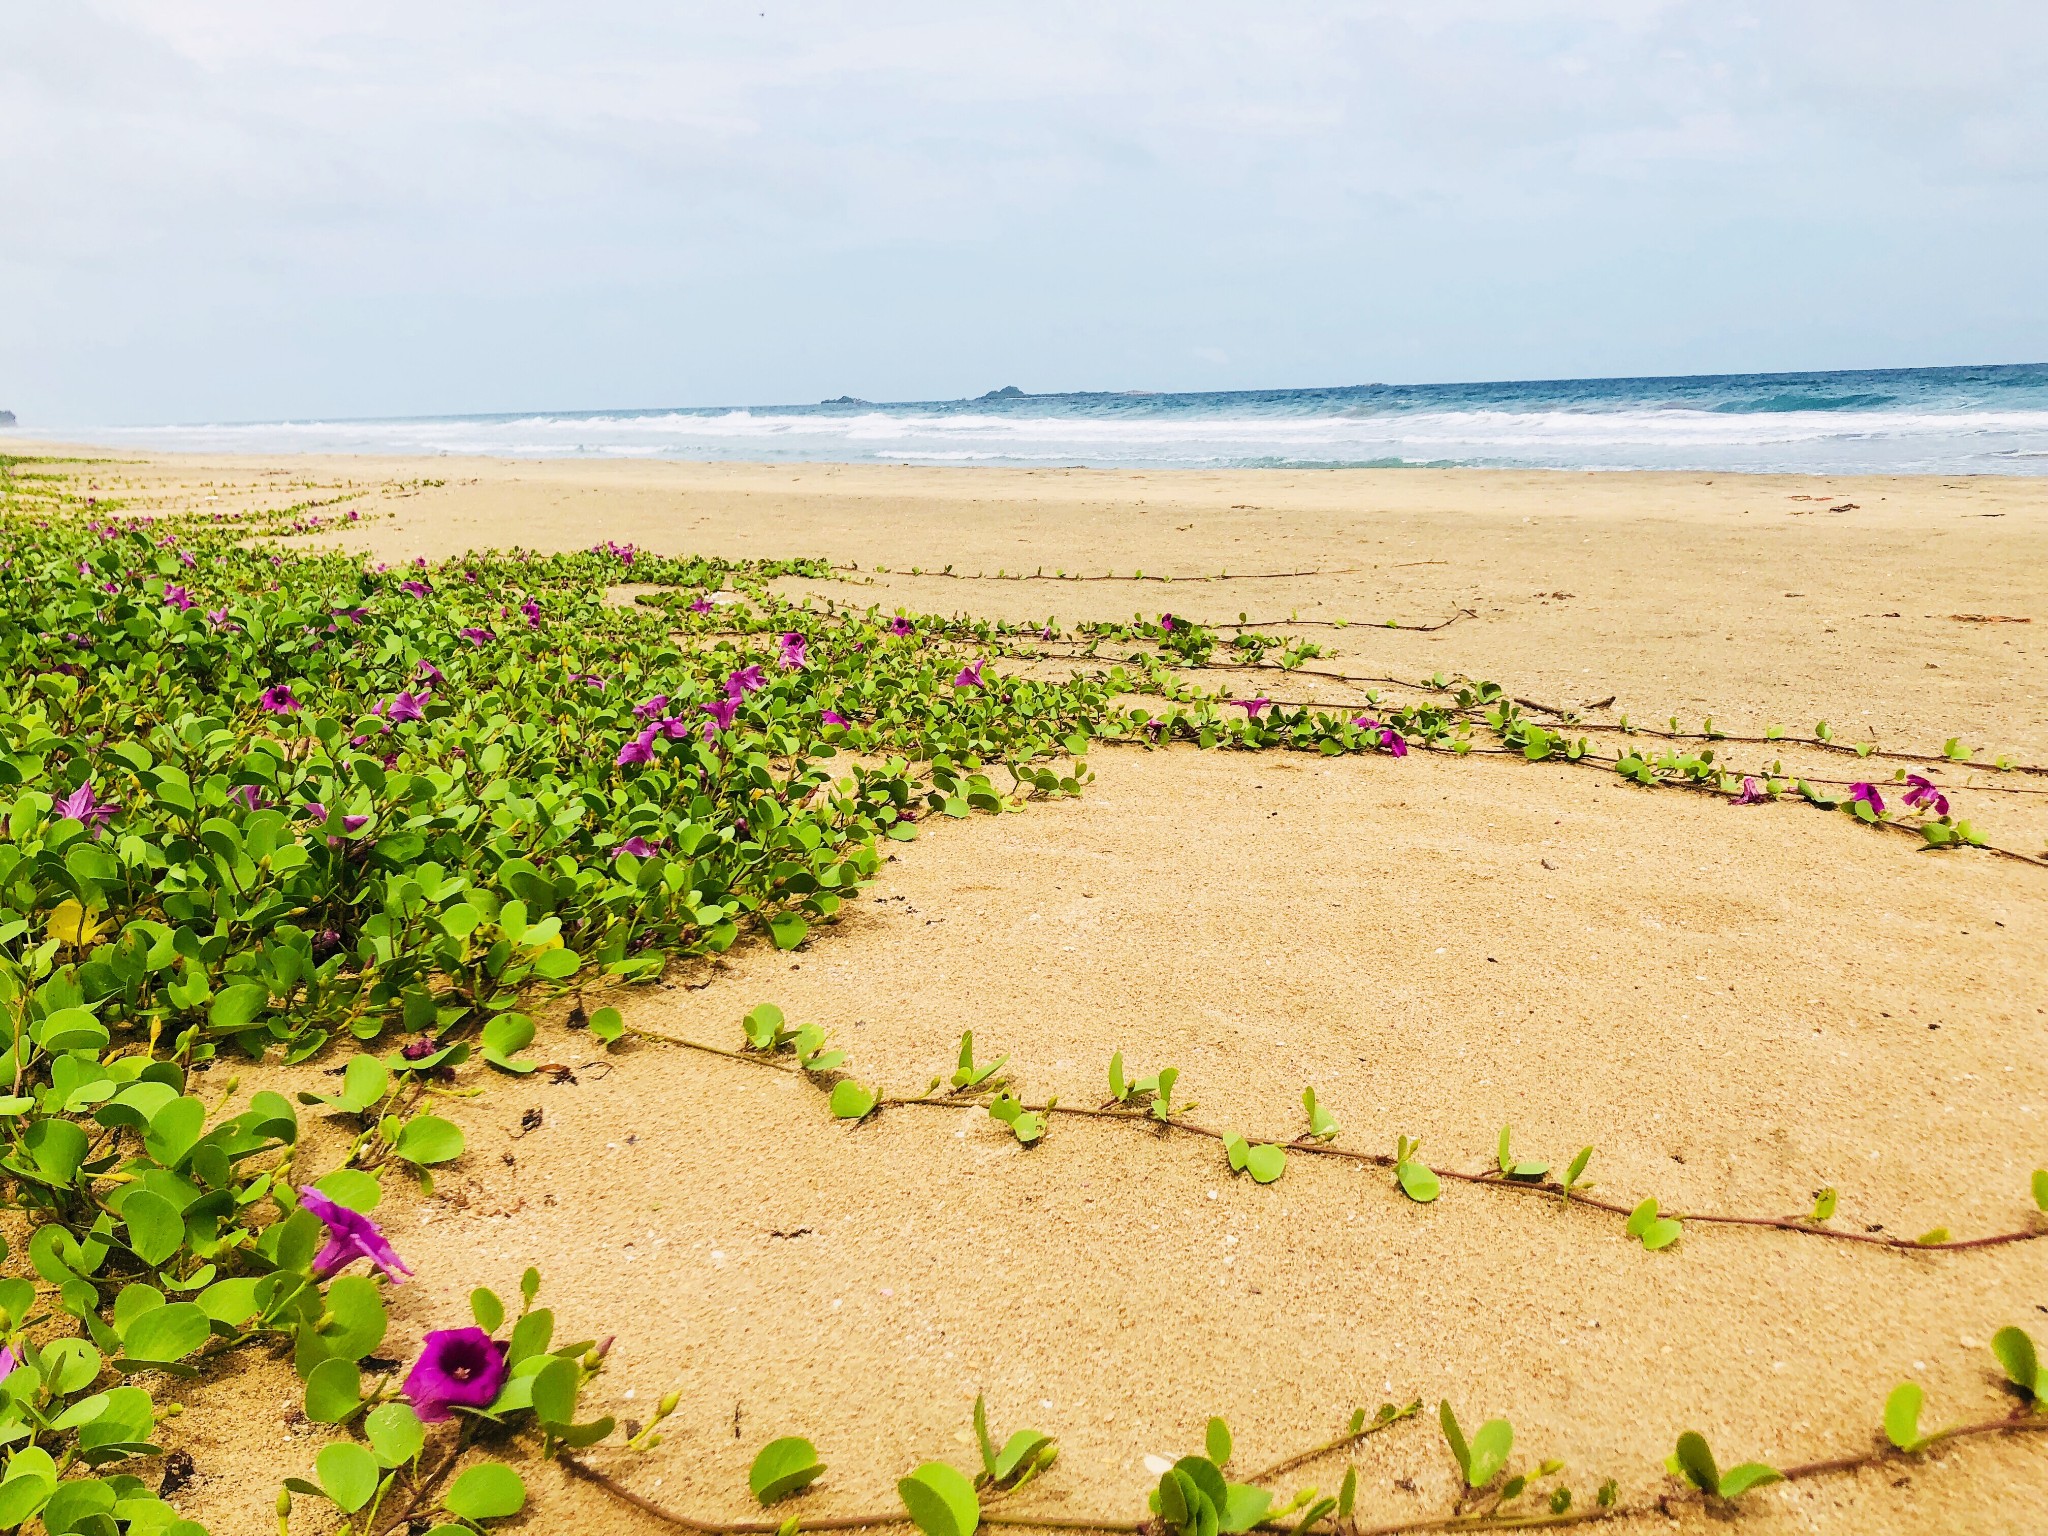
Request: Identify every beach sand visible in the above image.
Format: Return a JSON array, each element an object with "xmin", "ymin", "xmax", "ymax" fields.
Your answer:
[{"xmin": 14, "ymin": 446, "xmax": 2048, "ymax": 1533}]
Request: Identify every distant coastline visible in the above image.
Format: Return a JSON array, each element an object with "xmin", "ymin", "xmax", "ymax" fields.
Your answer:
[{"xmin": 32, "ymin": 362, "xmax": 2048, "ymax": 476}]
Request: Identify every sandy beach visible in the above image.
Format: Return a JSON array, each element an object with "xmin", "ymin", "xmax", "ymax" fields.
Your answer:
[{"xmin": 9, "ymin": 443, "xmax": 2048, "ymax": 1534}]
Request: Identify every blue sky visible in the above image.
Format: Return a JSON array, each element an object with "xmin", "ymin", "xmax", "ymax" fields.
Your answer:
[{"xmin": 5, "ymin": 1, "xmax": 2047, "ymax": 424}]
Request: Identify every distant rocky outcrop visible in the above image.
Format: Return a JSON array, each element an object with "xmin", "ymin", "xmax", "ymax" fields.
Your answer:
[
  {"xmin": 977, "ymin": 385, "xmax": 1025, "ymax": 401},
  {"xmin": 0, "ymin": 411, "xmax": 16, "ymax": 427},
  {"xmin": 818, "ymin": 396, "xmax": 872, "ymax": 406}
]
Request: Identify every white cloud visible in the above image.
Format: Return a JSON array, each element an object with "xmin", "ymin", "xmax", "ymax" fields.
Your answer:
[{"xmin": 3, "ymin": 0, "xmax": 2045, "ymax": 421}]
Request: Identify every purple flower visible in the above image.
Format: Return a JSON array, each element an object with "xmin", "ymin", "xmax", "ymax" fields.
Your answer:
[
  {"xmin": 54, "ymin": 782, "xmax": 119, "ymax": 833},
  {"xmin": 398, "ymin": 580, "xmax": 431, "ymax": 599},
  {"xmin": 702, "ymin": 696, "xmax": 740, "ymax": 732},
  {"xmin": 888, "ymin": 617, "xmax": 915, "ymax": 637},
  {"xmin": 521, "ymin": 599, "xmax": 543, "ymax": 628},
  {"xmin": 403, "ymin": 1327, "xmax": 507, "ymax": 1422},
  {"xmin": 343, "ymin": 814, "xmax": 369, "ymax": 832},
  {"xmin": 302, "ymin": 800, "xmax": 328, "ymax": 821},
  {"xmin": 298, "ymin": 1185, "xmax": 413, "ymax": 1284},
  {"xmin": 778, "ymin": 632, "xmax": 808, "ymax": 670},
  {"xmin": 0, "ymin": 1346, "xmax": 18, "ymax": 1379},
  {"xmin": 1848, "ymin": 782, "xmax": 1886, "ymax": 815},
  {"xmin": 616, "ymin": 727, "xmax": 658, "ymax": 767},
  {"xmin": 1903, "ymin": 774, "xmax": 1949, "ymax": 816},
  {"xmin": 1160, "ymin": 613, "xmax": 1177, "ymax": 631},
  {"xmin": 400, "ymin": 1034, "xmax": 437, "ymax": 1061},
  {"xmin": 727, "ymin": 665, "xmax": 767, "ymax": 697},
  {"xmin": 616, "ymin": 836, "xmax": 660, "ymax": 858},
  {"xmin": 386, "ymin": 691, "xmax": 425, "ymax": 724},
  {"xmin": 178, "ymin": 550, "xmax": 197, "ymax": 569},
  {"xmin": 460, "ymin": 627, "xmax": 496, "ymax": 647},
  {"xmin": 1235, "ymin": 697, "xmax": 1271, "ymax": 718},
  {"xmin": 417, "ymin": 660, "xmax": 444, "ymax": 685},
  {"xmin": 633, "ymin": 694, "xmax": 671, "ymax": 721},
  {"xmin": 1730, "ymin": 776, "xmax": 1768, "ymax": 805},
  {"xmin": 571, "ymin": 672, "xmax": 606, "ymax": 688},
  {"xmin": 1141, "ymin": 716, "xmax": 1167, "ymax": 741},
  {"xmin": 820, "ymin": 709, "xmax": 849, "ymax": 727},
  {"xmin": 953, "ymin": 660, "xmax": 985, "ymax": 690},
  {"xmin": 1379, "ymin": 728, "xmax": 1408, "ymax": 758},
  {"xmin": 688, "ymin": 596, "xmax": 713, "ymax": 615},
  {"xmin": 259, "ymin": 684, "xmax": 301, "ymax": 714},
  {"xmin": 228, "ymin": 785, "xmax": 267, "ymax": 812},
  {"xmin": 206, "ymin": 607, "xmax": 234, "ymax": 628},
  {"xmin": 163, "ymin": 585, "xmax": 194, "ymax": 611}
]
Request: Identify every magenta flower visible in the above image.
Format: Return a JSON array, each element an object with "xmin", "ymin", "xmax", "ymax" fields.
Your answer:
[
  {"xmin": 298, "ymin": 1185, "xmax": 413, "ymax": 1284},
  {"xmin": 178, "ymin": 550, "xmax": 197, "ymax": 569},
  {"xmin": 727, "ymin": 665, "xmax": 767, "ymax": 697},
  {"xmin": 1160, "ymin": 613, "xmax": 1177, "ymax": 631},
  {"xmin": 1141, "ymin": 716, "xmax": 1167, "ymax": 741},
  {"xmin": 633, "ymin": 695, "xmax": 670, "ymax": 721},
  {"xmin": 953, "ymin": 660, "xmax": 986, "ymax": 690},
  {"xmin": 399, "ymin": 1034, "xmax": 436, "ymax": 1061},
  {"xmin": 888, "ymin": 617, "xmax": 915, "ymax": 637},
  {"xmin": 702, "ymin": 696, "xmax": 740, "ymax": 732},
  {"xmin": 616, "ymin": 836, "xmax": 660, "ymax": 858},
  {"xmin": 398, "ymin": 580, "xmax": 431, "ymax": 599},
  {"xmin": 778, "ymin": 632, "xmax": 808, "ymax": 670},
  {"xmin": 1378, "ymin": 728, "xmax": 1408, "ymax": 758},
  {"xmin": 688, "ymin": 596, "xmax": 713, "ymax": 615},
  {"xmin": 206, "ymin": 607, "xmax": 235, "ymax": 628},
  {"xmin": 1848, "ymin": 782, "xmax": 1886, "ymax": 815},
  {"xmin": 416, "ymin": 660, "xmax": 443, "ymax": 685},
  {"xmin": 163, "ymin": 585, "xmax": 194, "ymax": 611},
  {"xmin": 259, "ymin": 684, "xmax": 301, "ymax": 714},
  {"xmin": 820, "ymin": 709, "xmax": 849, "ymax": 727},
  {"xmin": 54, "ymin": 782, "xmax": 119, "ymax": 833},
  {"xmin": 386, "ymin": 691, "xmax": 425, "ymax": 724},
  {"xmin": 616, "ymin": 727, "xmax": 658, "ymax": 767},
  {"xmin": 228, "ymin": 785, "xmax": 267, "ymax": 812},
  {"xmin": 570, "ymin": 672, "xmax": 606, "ymax": 688},
  {"xmin": 521, "ymin": 599, "xmax": 543, "ymax": 628},
  {"xmin": 403, "ymin": 1327, "xmax": 506, "ymax": 1422},
  {"xmin": 0, "ymin": 1347, "xmax": 18, "ymax": 1379},
  {"xmin": 1731, "ymin": 776, "xmax": 1768, "ymax": 805},
  {"xmin": 1235, "ymin": 697, "xmax": 1271, "ymax": 718},
  {"xmin": 460, "ymin": 627, "xmax": 496, "ymax": 646},
  {"xmin": 1903, "ymin": 774, "xmax": 1949, "ymax": 816}
]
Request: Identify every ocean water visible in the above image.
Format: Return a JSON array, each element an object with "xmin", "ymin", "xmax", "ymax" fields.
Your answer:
[{"xmin": 45, "ymin": 362, "xmax": 2048, "ymax": 475}]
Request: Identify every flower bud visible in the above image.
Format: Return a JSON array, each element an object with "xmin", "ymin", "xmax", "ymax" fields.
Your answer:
[{"xmin": 657, "ymin": 1390, "xmax": 681, "ymax": 1419}]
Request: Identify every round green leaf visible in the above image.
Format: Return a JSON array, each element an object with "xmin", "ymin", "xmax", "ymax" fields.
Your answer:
[
  {"xmin": 395, "ymin": 1114, "xmax": 466, "ymax": 1166},
  {"xmin": 750, "ymin": 1436, "xmax": 827, "ymax": 1504},
  {"xmin": 1242, "ymin": 1144, "xmax": 1286, "ymax": 1185},
  {"xmin": 443, "ymin": 1461, "xmax": 528, "ymax": 1521},
  {"xmin": 121, "ymin": 1190, "xmax": 186, "ymax": 1268},
  {"xmin": 1396, "ymin": 1161, "xmax": 1441, "ymax": 1203},
  {"xmin": 317, "ymin": 1440, "xmax": 382, "ymax": 1514},
  {"xmin": 829, "ymin": 1081, "xmax": 876, "ymax": 1120},
  {"xmin": 303, "ymin": 1358, "xmax": 362, "ymax": 1424},
  {"xmin": 365, "ymin": 1402, "xmax": 426, "ymax": 1468},
  {"xmin": 898, "ymin": 1462, "xmax": 979, "ymax": 1536},
  {"xmin": 119, "ymin": 1303, "xmax": 210, "ymax": 1364}
]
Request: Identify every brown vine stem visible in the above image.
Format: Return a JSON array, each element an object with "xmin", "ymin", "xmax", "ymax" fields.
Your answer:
[
  {"xmin": 616, "ymin": 1036, "xmax": 2046, "ymax": 1254},
  {"xmin": 1243, "ymin": 1402, "xmax": 1421, "ymax": 1485},
  {"xmin": 368, "ymin": 1437, "xmax": 466, "ymax": 1536},
  {"xmin": 837, "ymin": 567, "xmax": 1363, "ymax": 584},
  {"xmin": 560, "ymin": 1415, "xmax": 2048, "ymax": 1536}
]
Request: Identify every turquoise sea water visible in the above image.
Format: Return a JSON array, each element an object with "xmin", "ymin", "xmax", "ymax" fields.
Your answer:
[{"xmin": 41, "ymin": 362, "xmax": 2048, "ymax": 475}]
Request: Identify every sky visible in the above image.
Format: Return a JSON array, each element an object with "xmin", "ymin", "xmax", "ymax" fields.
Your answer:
[{"xmin": 5, "ymin": 1, "xmax": 2048, "ymax": 425}]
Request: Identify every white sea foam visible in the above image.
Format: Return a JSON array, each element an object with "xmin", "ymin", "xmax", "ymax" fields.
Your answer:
[{"xmin": 41, "ymin": 374, "xmax": 2048, "ymax": 474}]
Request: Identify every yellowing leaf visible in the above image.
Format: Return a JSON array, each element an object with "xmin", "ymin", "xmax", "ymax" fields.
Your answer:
[{"xmin": 47, "ymin": 900, "xmax": 106, "ymax": 947}]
